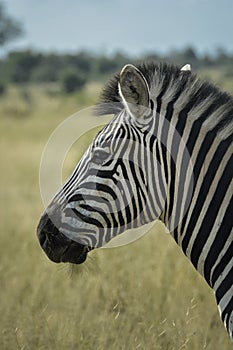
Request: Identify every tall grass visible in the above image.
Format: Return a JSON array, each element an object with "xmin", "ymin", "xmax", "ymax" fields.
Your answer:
[{"xmin": 0, "ymin": 79, "xmax": 232, "ymax": 349}]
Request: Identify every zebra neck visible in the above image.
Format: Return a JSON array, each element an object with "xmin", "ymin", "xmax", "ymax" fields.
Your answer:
[{"xmin": 154, "ymin": 97, "xmax": 232, "ymax": 290}]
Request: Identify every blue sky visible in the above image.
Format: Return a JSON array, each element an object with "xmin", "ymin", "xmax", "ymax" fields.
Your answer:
[{"xmin": 2, "ymin": 0, "xmax": 233, "ymax": 56}]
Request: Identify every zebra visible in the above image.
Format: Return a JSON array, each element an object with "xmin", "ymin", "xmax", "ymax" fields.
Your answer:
[{"xmin": 37, "ymin": 62, "xmax": 233, "ymax": 340}]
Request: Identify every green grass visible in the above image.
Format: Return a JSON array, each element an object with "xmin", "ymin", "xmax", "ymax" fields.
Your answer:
[{"xmin": 0, "ymin": 77, "xmax": 232, "ymax": 350}]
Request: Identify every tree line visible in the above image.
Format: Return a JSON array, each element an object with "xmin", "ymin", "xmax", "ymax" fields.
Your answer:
[
  {"xmin": 0, "ymin": 47, "xmax": 232, "ymax": 93},
  {"xmin": 0, "ymin": 1, "xmax": 232, "ymax": 94}
]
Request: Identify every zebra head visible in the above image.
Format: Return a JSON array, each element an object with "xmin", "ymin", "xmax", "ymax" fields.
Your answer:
[{"xmin": 37, "ymin": 63, "xmax": 183, "ymax": 264}]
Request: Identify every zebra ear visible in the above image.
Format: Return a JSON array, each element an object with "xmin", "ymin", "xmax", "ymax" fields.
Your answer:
[
  {"xmin": 181, "ymin": 64, "xmax": 191, "ymax": 71},
  {"xmin": 118, "ymin": 64, "xmax": 150, "ymax": 119}
]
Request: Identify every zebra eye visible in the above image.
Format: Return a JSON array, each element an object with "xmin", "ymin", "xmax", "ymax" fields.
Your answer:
[{"xmin": 92, "ymin": 149, "xmax": 109, "ymax": 165}]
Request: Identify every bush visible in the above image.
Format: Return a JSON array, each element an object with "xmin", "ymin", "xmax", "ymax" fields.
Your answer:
[
  {"xmin": 61, "ymin": 70, "xmax": 86, "ymax": 93},
  {"xmin": 96, "ymin": 56, "xmax": 119, "ymax": 74},
  {"xmin": 0, "ymin": 81, "xmax": 6, "ymax": 95},
  {"xmin": 6, "ymin": 50, "xmax": 42, "ymax": 83}
]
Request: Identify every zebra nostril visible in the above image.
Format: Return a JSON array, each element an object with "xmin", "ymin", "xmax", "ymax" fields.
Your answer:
[
  {"xmin": 37, "ymin": 212, "xmax": 59, "ymax": 248},
  {"xmin": 37, "ymin": 229, "xmax": 47, "ymax": 247},
  {"xmin": 46, "ymin": 217, "xmax": 57, "ymax": 233},
  {"xmin": 37, "ymin": 213, "xmax": 49, "ymax": 247}
]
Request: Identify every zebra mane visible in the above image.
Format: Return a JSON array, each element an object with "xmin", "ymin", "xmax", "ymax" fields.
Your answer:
[{"xmin": 96, "ymin": 61, "xmax": 233, "ymax": 138}]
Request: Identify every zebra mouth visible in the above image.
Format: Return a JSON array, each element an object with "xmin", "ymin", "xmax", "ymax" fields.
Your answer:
[
  {"xmin": 60, "ymin": 241, "xmax": 89, "ymax": 264},
  {"xmin": 37, "ymin": 212, "xmax": 91, "ymax": 265}
]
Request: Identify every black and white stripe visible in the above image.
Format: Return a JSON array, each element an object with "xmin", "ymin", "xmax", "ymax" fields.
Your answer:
[{"xmin": 50, "ymin": 62, "xmax": 233, "ymax": 340}]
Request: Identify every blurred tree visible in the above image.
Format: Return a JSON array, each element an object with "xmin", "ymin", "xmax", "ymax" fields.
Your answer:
[
  {"xmin": 65, "ymin": 51, "xmax": 93, "ymax": 73},
  {"xmin": 0, "ymin": 2, "xmax": 23, "ymax": 46},
  {"xmin": 0, "ymin": 46, "xmax": 232, "ymax": 86},
  {"xmin": 6, "ymin": 50, "xmax": 42, "ymax": 83},
  {"xmin": 143, "ymin": 52, "xmax": 160, "ymax": 62},
  {"xmin": 96, "ymin": 56, "xmax": 119, "ymax": 74},
  {"xmin": 60, "ymin": 69, "xmax": 86, "ymax": 93},
  {"xmin": 168, "ymin": 46, "xmax": 198, "ymax": 67},
  {"xmin": 31, "ymin": 54, "xmax": 64, "ymax": 82},
  {"xmin": 201, "ymin": 53, "xmax": 214, "ymax": 67},
  {"xmin": 0, "ymin": 81, "xmax": 5, "ymax": 95},
  {"xmin": 215, "ymin": 47, "xmax": 232, "ymax": 66},
  {"xmin": 182, "ymin": 46, "xmax": 197, "ymax": 61}
]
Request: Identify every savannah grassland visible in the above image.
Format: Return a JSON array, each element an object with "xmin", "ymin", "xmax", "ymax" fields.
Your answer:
[{"xmin": 0, "ymin": 70, "xmax": 232, "ymax": 350}]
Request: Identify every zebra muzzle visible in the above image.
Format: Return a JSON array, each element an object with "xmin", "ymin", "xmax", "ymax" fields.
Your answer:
[{"xmin": 37, "ymin": 211, "xmax": 89, "ymax": 264}]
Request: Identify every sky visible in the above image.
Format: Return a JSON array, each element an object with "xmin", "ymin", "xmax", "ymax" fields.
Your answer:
[{"xmin": 2, "ymin": 0, "xmax": 233, "ymax": 56}]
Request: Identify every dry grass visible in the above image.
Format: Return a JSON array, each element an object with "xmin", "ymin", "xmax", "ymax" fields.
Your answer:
[{"xmin": 0, "ymin": 79, "xmax": 232, "ymax": 350}]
